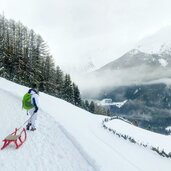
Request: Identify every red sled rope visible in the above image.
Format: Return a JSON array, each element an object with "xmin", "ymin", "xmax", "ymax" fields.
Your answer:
[{"xmin": 1, "ymin": 128, "xmax": 27, "ymax": 150}]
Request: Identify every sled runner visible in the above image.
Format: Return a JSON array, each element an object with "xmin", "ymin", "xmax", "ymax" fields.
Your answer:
[{"xmin": 1, "ymin": 128, "xmax": 27, "ymax": 150}]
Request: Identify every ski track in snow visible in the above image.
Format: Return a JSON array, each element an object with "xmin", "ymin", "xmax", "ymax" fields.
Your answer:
[
  {"xmin": 0, "ymin": 89, "xmax": 95, "ymax": 171},
  {"xmin": 88, "ymin": 121, "xmax": 144, "ymax": 171}
]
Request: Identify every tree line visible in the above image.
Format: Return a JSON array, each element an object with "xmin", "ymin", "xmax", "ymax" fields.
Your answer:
[{"xmin": 0, "ymin": 14, "xmax": 109, "ymax": 116}]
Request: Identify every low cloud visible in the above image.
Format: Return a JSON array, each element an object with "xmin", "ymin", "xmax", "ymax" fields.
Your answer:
[{"xmin": 74, "ymin": 65, "xmax": 171, "ymax": 97}]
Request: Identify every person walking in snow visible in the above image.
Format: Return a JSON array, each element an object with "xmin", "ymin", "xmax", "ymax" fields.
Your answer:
[{"xmin": 26, "ymin": 83, "xmax": 39, "ymax": 131}]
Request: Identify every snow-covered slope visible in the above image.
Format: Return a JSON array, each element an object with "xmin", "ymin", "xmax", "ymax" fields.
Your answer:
[
  {"xmin": 106, "ymin": 119, "xmax": 171, "ymax": 153},
  {"xmin": 0, "ymin": 78, "xmax": 171, "ymax": 171},
  {"xmin": 0, "ymin": 80, "xmax": 94, "ymax": 171}
]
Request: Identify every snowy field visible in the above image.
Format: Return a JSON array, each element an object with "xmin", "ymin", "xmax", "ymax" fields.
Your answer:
[
  {"xmin": 0, "ymin": 78, "xmax": 171, "ymax": 171},
  {"xmin": 106, "ymin": 119, "xmax": 171, "ymax": 153}
]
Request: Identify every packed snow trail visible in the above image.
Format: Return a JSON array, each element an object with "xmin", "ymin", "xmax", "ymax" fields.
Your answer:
[
  {"xmin": 0, "ymin": 89, "xmax": 95, "ymax": 171},
  {"xmin": 40, "ymin": 93, "xmax": 171, "ymax": 171}
]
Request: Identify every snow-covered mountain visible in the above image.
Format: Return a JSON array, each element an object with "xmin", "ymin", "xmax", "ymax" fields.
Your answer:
[
  {"xmin": 62, "ymin": 60, "xmax": 95, "ymax": 76},
  {"xmin": 80, "ymin": 50, "xmax": 171, "ymax": 97},
  {"xmin": 97, "ymin": 48, "xmax": 171, "ymax": 71},
  {"xmin": 79, "ymin": 26, "xmax": 171, "ymax": 93},
  {"xmin": 0, "ymin": 78, "xmax": 171, "ymax": 171},
  {"xmin": 137, "ymin": 26, "xmax": 171, "ymax": 54}
]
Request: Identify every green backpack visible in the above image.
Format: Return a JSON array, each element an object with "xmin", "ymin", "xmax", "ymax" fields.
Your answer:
[{"xmin": 22, "ymin": 93, "xmax": 34, "ymax": 110}]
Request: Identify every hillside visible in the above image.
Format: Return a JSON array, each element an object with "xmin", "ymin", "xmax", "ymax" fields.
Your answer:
[
  {"xmin": 81, "ymin": 27, "xmax": 171, "ymax": 133},
  {"xmin": 96, "ymin": 81, "xmax": 171, "ymax": 134},
  {"xmin": 0, "ymin": 78, "xmax": 171, "ymax": 171}
]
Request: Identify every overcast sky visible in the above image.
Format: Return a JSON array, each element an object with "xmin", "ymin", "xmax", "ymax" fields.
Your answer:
[{"xmin": 1, "ymin": 0, "xmax": 171, "ymax": 73}]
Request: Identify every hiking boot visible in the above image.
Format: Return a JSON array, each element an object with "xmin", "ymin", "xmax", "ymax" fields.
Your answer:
[
  {"xmin": 26, "ymin": 123, "xmax": 31, "ymax": 130},
  {"xmin": 30, "ymin": 127, "xmax": 36, "ymax": 131}
]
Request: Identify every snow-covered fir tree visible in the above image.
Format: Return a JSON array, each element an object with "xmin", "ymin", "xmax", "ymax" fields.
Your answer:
[
  {"xmin": 0, "ymin": 13, "xmax": 109, "ymax": 116},
  {"xmin": 72, "ymin": 83, "xmax": 81, "ymax": 107},
  {"xmin": 62, "ymin": 74, "xmax": 74, "ymax": 103}
]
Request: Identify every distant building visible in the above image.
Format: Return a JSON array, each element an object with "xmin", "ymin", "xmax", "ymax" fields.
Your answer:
[{"xmin": 101, "ymin": 99, "xmax": 112, "ymax": 104}]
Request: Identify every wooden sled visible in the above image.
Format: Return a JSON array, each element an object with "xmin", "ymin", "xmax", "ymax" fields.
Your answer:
[{"xmin": 1, "ymin": 128, "xmax": 27, "ymax": 150}]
